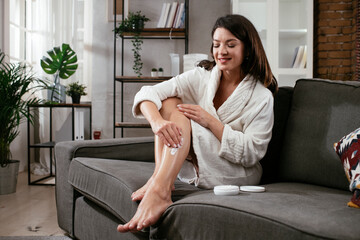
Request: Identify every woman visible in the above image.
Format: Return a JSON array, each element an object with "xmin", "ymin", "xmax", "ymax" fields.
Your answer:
[{"xmin": 117, "ymin": 14, "xmax": 278, "ymax": 233}]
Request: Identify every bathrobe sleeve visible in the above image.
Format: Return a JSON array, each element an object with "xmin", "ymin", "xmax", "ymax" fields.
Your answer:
[
  {"xmin": 132, "ymin": 67, "xmax": 207, "ymax": 118},
  {"xmin": 219, "ymin": 90, "xmax": 274, "ymax": 167}
]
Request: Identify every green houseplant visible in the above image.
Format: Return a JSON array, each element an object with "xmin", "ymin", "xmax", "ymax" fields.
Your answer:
[
  {"xmin": 0, "ymin": 50, "xmax": 48, "ymax": 194},
  {"xmin": 114, "ymin": 11, "xmax": 150, "ymax": 77},
  {"xmin": 40, "ymin": 43, "xmax": 78, "ymax": 103},
  {"xmin": 65, "ymin": 81, "xmax": 87, "ymax": 104}
]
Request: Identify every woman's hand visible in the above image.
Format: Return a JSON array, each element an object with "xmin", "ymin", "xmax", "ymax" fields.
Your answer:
[
  {"xmin": 151, "ymin": 118, "xmax": 183, "ymax": 148},
  {"xmin": 177, "ymin": 104, "xmax": 212, "ymax": 128},
  {"xmin": 177, "ymin": 104, "xmax": 224, "ymax": 141}
]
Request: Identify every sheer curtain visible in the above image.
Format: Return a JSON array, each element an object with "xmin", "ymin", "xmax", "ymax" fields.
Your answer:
[{"xmin": 7, "ymin": 0, "xmax": 91, "ymax": 174}]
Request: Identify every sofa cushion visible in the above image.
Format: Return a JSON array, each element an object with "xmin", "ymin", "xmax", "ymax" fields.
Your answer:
[
  {"xmin": 278, "ymin": 79, "xmax": 360, "ymax": 190},
  {"xmin": 68, "ymin": 157, "xmax": 201, "ymax": 224},
  {"xmin": 151, "ymin": 183, "xmax": 360, "ymax": 240},
  {"xmin": 334, "ymin": 127, "xmax": 360, "ymax": 208}
]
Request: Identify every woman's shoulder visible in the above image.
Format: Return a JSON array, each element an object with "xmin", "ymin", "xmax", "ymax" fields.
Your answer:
[{"xmin": 254, "ymin": 78, "xmax": 273, "ymax": 98}]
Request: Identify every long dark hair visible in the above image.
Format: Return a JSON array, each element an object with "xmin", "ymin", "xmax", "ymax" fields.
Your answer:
[{"xmin": 198, "ymin": 14, "xmax": 278, "ymax": 94}]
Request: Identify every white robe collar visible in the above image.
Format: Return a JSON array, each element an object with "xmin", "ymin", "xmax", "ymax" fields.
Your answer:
[{"xmin": 206, "ymin": 65, "xmax": 258, "ymax": 124}]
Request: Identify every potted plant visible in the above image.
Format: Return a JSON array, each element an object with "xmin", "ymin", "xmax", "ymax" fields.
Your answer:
[
  {"xmin": 151, "ymin": 68, "xmax": 158, "ymax": 77},
  {"xmin": 40, "ymin": 43, "xmax": 78, "ymax": 103},
  {"xmin": 65, "ymin": 81, "xmax": 87, "ymax": 104},
  {"xmin": 114, "ymin": 11, "xmax": 150, "ymax": 77},
  {"xmin": 0, "ymin": 50, "xmax": 48, "ymax": 195},
  {"xmin": 158, "ymin": 67, "xmax": 164, "ymax": 77}
]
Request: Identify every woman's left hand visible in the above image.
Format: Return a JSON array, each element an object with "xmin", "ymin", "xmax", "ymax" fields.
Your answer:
[
  {"xmin": 177, "ymin": 104, "xmax": 213, "ymax": 128},
  {"xmin": 177, "ymin": 104, "xmax": 225, "ymax": 142}
]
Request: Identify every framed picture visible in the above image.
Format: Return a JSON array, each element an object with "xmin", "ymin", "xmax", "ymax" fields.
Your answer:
[{"xmin": 107, "ymin": 0, "xmax": 129, "ymax": 22}]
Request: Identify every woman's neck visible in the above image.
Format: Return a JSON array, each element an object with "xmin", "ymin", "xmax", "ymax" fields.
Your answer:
[{"xmin": 221, "ymin": 69, "xmax": 245, "ymax": 86}]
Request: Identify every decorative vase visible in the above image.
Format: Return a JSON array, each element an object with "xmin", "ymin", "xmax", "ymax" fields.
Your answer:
[
  {"xmin": 48, "ymin": 73, "xmax": 66, "ymax": 103},
  {"xmin": 0, "ymin": 160, "xmax": 19, "ymax": 195},
  {"xmin": 71, "ymin": 94, "xmax": 81, "ymax": 104}
]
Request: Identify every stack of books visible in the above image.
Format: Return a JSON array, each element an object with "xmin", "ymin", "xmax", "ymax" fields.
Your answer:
[
  {"xmin": 291, "ymin": 45, "xmax": 307, "ymax": 68},
  {"xmin": 157, "ymin": 2, "xmax": 185, "ymax": 28}
]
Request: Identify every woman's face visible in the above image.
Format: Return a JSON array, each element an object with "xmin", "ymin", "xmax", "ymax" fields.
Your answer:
[{"xmin": 212, "ymin": 27, "xmax": 245, "ymax": 73}]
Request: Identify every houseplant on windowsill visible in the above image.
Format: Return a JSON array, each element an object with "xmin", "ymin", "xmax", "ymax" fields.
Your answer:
[
  {"xmin": 65, "ymin": 81, "xmax": 87, "ymax": 104},
  {"xmin": 114, "ymin": 11, "xmax": 150, "ymax": 77},
  {"xmin": 0, "ymin": 50, "xmax": 48, "ymax": 194},
  {"xmin": 41, "ymin": 43, "xmax": 78, "ymax": 103}
]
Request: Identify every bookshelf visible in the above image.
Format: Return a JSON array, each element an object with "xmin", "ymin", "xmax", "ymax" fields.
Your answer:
[
  {"xmin": 113, "ymin": 0, "xmax": 189, "ymax": 138},
  {"xmin": 232, "ymin": 0, "xmax": 313, "ymax": 87}
]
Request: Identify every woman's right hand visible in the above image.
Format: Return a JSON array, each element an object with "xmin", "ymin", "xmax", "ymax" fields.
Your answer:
[{"xmin": 151, "ymin": 118, "xmax": 183, "ymax": 148}]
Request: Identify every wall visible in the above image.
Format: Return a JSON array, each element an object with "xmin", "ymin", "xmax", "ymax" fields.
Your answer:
[
  {"xmin": 91, "ymin": 0, "xmax": 230, "ymax": 139},
  {"xmin": 313, "ymin": 0, "xmax": 357, "ymax": 80},
  {"xmin": 0, "ymin": 0, "xmax": 3, "ymax": 50}
]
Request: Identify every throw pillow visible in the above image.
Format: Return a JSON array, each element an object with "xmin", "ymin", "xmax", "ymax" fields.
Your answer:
[{"xmin": 334, "ymin": 127, "xmax": 360, "ymax": 208}]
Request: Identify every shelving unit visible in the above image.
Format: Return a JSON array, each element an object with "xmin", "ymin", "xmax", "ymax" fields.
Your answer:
[
  {"xmin": 232, "ymin": 0, "xmax": 313, "ymax": 87},
  {"xmin": 27, "ymin": 103, "xmax": 92, "ymax": 185},
  {"xmin": 113, "ymin": 0, "xmax": 189, "ymax": 138}
]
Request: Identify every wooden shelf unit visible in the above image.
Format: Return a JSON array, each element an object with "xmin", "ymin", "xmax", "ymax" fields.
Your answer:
[{"xmin": 113, "ymin": 0, "xmax": 189, "ymax": 138}]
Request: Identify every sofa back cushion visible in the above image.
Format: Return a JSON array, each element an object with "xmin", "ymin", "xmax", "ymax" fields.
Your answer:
[
  {"xmin": 260, "ymin": 87, "xmax": 293, "ymax": 184},
  {"xmin": 278, "ymin": 79, "xmax": 360, "ymax": 190}
]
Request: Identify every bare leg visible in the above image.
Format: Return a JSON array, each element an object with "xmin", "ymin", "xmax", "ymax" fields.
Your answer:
[
  {"xmin": 117, "ymin": 98, "xmax": 191, "ymax": 232},
  {"xmin": 131, "ymin": 98, "xmax": 182, "ymax": 201},
  {"xmin": 131, "ymin": 135, "xmax": 165, "ymax": 201}
]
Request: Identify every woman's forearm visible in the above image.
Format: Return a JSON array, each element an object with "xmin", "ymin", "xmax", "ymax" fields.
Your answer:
[
  {"xmin": 139, "ymin": 100, "xmax": 163, "ymax": 125},
  {"xmin": 208, "ymin": 117, "xmax": 224, "ymax": 142}
]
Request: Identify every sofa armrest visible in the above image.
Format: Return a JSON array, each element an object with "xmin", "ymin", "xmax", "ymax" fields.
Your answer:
[{"xmin": 54, "ymin": 136, "xmax": 154, "ymax": 236}]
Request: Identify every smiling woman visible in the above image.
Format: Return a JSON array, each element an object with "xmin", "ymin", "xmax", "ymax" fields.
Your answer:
[{"xmin": 117, "ymin": 14, "xmax": 278, "ymax": 233}]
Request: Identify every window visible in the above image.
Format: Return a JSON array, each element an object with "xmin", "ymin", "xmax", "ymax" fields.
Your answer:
[{"xmin": 6, "ymin": 0, "xmax": 91, "ymax": 100}]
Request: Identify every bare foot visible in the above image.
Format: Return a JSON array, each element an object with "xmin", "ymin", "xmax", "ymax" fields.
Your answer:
[
  {"xmin": 132, "ymin": 177, "xmax": 175, "ymax": 202},
  {"xmin": 131, "ymin": 177, "xmax": 154, "ymax": 201},
  {"xmin": 118, "ymin": 181, "xmax": 173, "ymax": 233}
]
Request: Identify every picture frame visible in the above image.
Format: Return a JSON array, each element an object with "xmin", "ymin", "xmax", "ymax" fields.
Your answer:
[{"xmin": 107, "ymin": 0, "xmax": 129, "ymax": 22}]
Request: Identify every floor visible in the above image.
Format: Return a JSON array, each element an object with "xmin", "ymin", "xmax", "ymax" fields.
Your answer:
[{"xmin": 0, "ymin": 172, "xmax": 66, "ymax": 237}]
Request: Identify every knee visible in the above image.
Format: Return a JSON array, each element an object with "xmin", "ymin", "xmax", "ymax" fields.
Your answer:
[{"xmin": 160, "ymin": 97, "xmax": 182, "ymax": 120}]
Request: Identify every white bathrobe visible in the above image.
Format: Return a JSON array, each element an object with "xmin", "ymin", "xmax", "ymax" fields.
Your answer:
[{"xmin": 132, "ymin": 66, "xmax": 274, "ymax": 189}]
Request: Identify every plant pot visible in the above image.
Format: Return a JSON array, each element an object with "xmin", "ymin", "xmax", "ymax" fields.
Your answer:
[
  {"xmin": 71, "ymin": 94, "xmax": 81, "ymax": 104},
  {"xmin": 132, "ymin": 20, "xmax": 145, "ymax": 32},
  {"xmin": 151, "ymin": 71, "xmax": 158, "ymax": 77},
  {"xmin": 0, "ymin": 160, "xmax": 20, "ymax": 195}
]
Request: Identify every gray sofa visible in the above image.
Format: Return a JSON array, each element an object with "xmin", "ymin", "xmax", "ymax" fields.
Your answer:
[{"xmin": 55, "ymin": 79, "xmax": 360, "ymax": 240}]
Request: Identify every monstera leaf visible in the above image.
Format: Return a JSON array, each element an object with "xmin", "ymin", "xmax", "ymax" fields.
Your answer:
[{"xmin": 41, "ymin": 43, "xmax": 78, "ymax": 79}]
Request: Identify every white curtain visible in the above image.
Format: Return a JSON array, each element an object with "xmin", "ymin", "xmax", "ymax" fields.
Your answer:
[{"xmin": 8, "ymin": 0, "xmax": 90, "ymax": 175}]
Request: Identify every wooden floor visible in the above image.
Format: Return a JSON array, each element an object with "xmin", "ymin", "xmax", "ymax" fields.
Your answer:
[{"xmin": 0, "ymin": 172, "xmax": 66, "ymax": 236}]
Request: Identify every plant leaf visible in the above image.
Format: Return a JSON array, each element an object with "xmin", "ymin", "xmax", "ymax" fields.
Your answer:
[{"xmin": 40, "ymin": 43, "xmax": 78, "ymax": 79}]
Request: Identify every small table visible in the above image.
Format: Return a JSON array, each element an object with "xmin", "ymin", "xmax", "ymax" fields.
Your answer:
[{"xmin": 27, "ymin": 103, "xmax": 92, "ymax": 185}]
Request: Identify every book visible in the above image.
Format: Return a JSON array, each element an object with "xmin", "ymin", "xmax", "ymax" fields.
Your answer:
[
  {"xmin": 158, "ymin": 3, "xmax": 171, "ymax": 28},
  {"xmin": 299, "ymin": 45, "xmax": 307, "ymax": 68},
  {"xmin": 157, "ymin": 3, "xmax": 167, "ymax": 28},
  {"xmin": 174, "ymin": 3, "xmax": 185, "ymax": 28},
  {"xmin": 291, "ymin": 46, "xmax": 299, "ymax": 68},
  {"xmin": 166, "ymin": 2, "xmax": 179, "ymax": 28},
  {"xmin": 75, "ymin": 109, "xmax": 84, "ymax": 141},
  {"xmin": 292, "ymin": 45, "xmax": 304, "ymax": 68}
]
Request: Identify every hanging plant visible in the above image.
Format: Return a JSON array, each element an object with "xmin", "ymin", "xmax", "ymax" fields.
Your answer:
[{"xmin": 114, "ymin": 11, "xmax": 150, "ymax": 77}]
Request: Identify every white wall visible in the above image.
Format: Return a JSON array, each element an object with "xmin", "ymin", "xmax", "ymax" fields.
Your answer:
[
  {"xmin": 0, "ymin": 0, "xmax": 3, "ymax": 50},
  {"xmin": 91, "ymin": 0, "xmax": 230, "ymax": 139}
]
